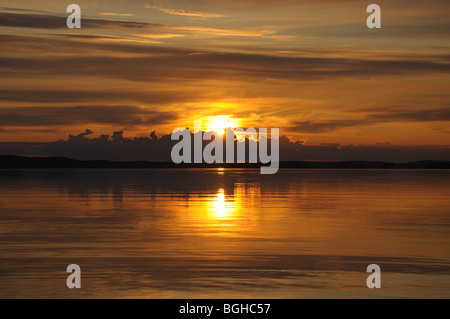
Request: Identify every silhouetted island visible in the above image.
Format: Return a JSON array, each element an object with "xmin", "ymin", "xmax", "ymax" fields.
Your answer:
[{"xmin": 0, "ymin": 155, "xmax": 449, "ymax": 169}]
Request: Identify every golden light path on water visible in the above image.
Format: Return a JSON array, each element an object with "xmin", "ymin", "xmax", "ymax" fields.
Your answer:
[
  {"xmin": 211, "ymin": 188, "xmax": 233, "ymax": 219},
  {"xmin": 0, "ymin": 169, "xmax": 449, "ymax": 298}
]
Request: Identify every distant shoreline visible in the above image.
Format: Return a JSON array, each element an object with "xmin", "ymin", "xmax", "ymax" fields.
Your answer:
[{"xmin": 1, "ymin": 155, "xmax": 449, "ymax": 169}]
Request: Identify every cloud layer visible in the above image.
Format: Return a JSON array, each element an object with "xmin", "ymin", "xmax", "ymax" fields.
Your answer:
[{"xmin": 0, "ymin": 2, "xmax": 449, "ymax": 149}]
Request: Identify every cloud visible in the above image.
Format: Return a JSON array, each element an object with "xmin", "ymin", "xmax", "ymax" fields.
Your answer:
[
  {"xmin": 168, "ymin": 25, "xmax": 276, "ymax": 37},
  {"xmin": 0, "ymin": 4, "xmax": 448, "ymax": 146},
  {"xmin": 0, "ymin": 106, "xmax": 178, "ymax": 126},
  {"xmin": 98, "ymin": 12, "xmax": 134, "ymax": 17},
  {"xmin": 279, "ymin": 139, "xmax": 450, "ymax": 162},
  {"xmin": 287, "ymin": 108, "xmax": 450, "ymax": 133},
  {"xmin": 1, "ymin": 130, "xmax": 449, "ymax": 162},
  {"xmin": 49, "ymin": 33, "xmax": 162, "ymax": 44},
  {"xmin": 0, "ymin": 12, "xmax": 159, "ymax": 29},
  {"xmin": 150, "ymin": 6, "xmax": 224, "ymax": 18},
  {"xmin": 0, "ymin": 11, "xmax": 270, "ymax": 37},
  {"xmin": 77, "ymin": 129, "xmax": 94, "ymax": 137},
  {"xmin": 0, "ymin": 89, "xmax": 202, "ymax": 105},
  {"xmin": 1, "ymin": 39, "xmax": 448, "ymax": 84},
  {"xmin": 288, "ymin": 120, "xmax": 364, "ymax": 133},
  {"xmin": 279, "ymin": 49, "xmax": 450, "ymax": 61},
  {"xmin": 370, "ymin": 108, "xmax": 450, "ymax": 122}
]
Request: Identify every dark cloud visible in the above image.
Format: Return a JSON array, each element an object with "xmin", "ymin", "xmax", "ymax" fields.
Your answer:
[
  {"xmin": 0, "ymin": 130, "xmax": 449, "ymax": 162},
  {"xmin": 288, "ymin": 119, "xmax": 364, "ymax": 133},
  {"xmin": 79, "ymin": 129, "xmax": 93, "ymax": 137},
  {"xmin": 0, "ymin": 12, "xmax": 159, "ymax": 29},
  {"xmin": 1, "ymin": 33, "xmax": 448, "ymax": 84},
  {"xmin": 279, "ymin": 138, "xmax": 450, "ymax": 162},
  {"xmin": 370, "ymin": 108, "xmax": 450, "ymax": 122},
  {"xmin": 0, "ymin": 106, "xmax": 177, "ymax": 126},
  {"xmin": 0, "ymin": 33, "xmax": 185, "ymax": 59},
  {"xmin": 0, "ymin": 89, "xmax": 202, "ymax": 105},
  {"xmin": 1, "ymin": 51, "xmax": 449, "ymax": 84},
  {"xmin": 0, "ymin": 7, "xmax": 54, "ymax": 14},
  {"xmin": 287, "ymin": 108, "xmax": 450, "ymax": 133}
]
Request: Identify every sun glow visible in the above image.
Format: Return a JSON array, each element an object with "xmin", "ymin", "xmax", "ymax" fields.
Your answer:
[{"xmin": 204, "ymin": 115, "xmax": 241, "ymax": 135}]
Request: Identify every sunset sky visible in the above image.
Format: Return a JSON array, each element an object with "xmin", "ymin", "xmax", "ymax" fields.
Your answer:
[{"xmin": 0, "ymin": 0, "xmax": 449, "ymax": 146}]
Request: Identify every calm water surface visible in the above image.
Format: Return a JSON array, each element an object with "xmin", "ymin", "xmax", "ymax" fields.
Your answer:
[{"xmin": 0, "ymin": 169, "xmax": 449, "ymax": 298}]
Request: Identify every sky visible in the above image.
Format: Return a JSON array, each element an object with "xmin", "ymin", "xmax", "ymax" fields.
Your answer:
[{"xmin": 0, "ymin": 0, "xmax": 449, "ymax": 154}]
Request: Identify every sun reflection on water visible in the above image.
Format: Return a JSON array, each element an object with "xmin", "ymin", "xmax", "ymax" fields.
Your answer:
[{"xmin": 209, "ymin": 188, "xmax": 236, "ymax": 219}]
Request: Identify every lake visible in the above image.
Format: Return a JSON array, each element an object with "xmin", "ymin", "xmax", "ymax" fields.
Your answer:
[{"xmin": 0, "ymin": 169, "xmax": 449, "ymax": 298}]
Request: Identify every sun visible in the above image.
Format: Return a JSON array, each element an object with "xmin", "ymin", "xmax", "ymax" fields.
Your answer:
[{"xmin": 204, "ymin": 115, "xmax": 241, "ymax": 135}]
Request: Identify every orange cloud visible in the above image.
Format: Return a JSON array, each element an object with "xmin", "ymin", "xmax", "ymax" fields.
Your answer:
[
  {"xmin": 149, "ymin": 6, "xmax": 224, "ymax": 18},
  {"xmin": 98, "ymin": 12, "xmax": 134, "ymax": 17}
]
